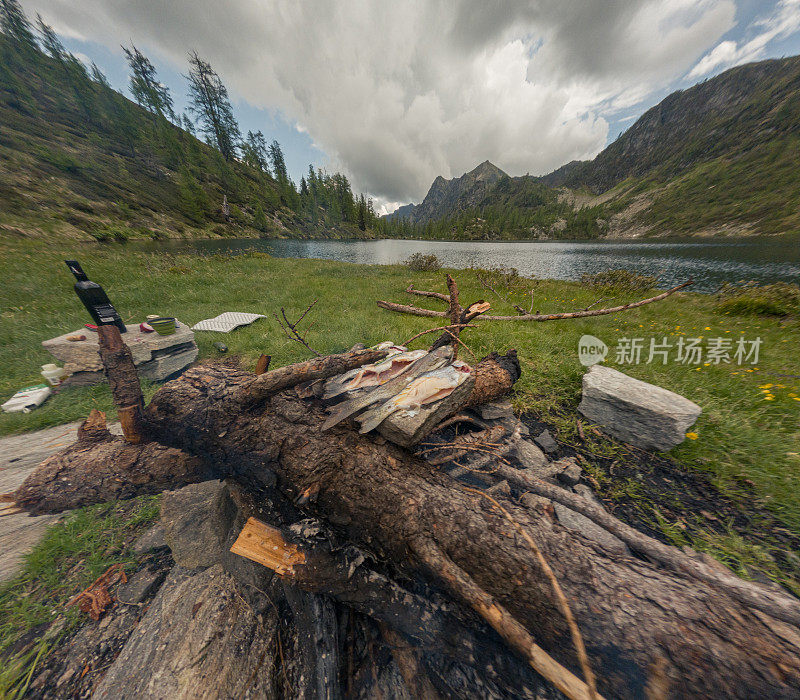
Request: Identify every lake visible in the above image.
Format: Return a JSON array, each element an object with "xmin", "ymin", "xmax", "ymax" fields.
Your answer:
[{"xmin": 130, "ymin": 237, "xmax": 800, "ymax": 294}]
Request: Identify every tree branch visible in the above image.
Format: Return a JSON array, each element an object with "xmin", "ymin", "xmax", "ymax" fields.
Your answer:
[{"xmin": 379, "ymin": 281, "xmax": 693, "ymax": 322}]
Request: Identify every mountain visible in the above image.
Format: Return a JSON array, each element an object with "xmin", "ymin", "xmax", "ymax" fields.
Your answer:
[
  {"xmin": 0, "ymin": 31, "xmax": 381, "ymax": 241},
  {"xmin": 388, "ymin": 160, "xmax": 507, "ymax": 224},
  {"xmin": 386, "ymin": 55, "xmax": 800, "ymax": 240},
  {"xmin": 541, "ymin": 55, "xmax": 800, "ymax": 194},
  {"xmin": 384, "ymin": 202, "xmax": 417, "ymax": 221}
]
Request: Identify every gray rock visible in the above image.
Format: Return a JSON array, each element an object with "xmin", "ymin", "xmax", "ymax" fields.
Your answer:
[
  {"xmin": 160, "ymin": 481, "xmax": 237, "ymax": 569},
  {"xmin": 512, "ymin": 439, "xmax": 548, "ymax": 470},
  {"xmin": 132, "ymin": 523, "xmax": 167, "ymax": 554},
  {"xmin": 553, "ymin": 503, "xmax": 629, "ymax": 556},
  {"xmin": 476, "ymin": 399, "xmax": 515, "ymax": 420},
  {"xmin": 160, "ymin": 481, "xmax": 272, "ymax": 588},
  {"xmin": 557, "ymin": 459, "xmax": 582, "ymax": 486},
  {"xmin": 117, "ymin": 566, "xmax": 167, "ymax": 604},
  {"xmin": 42, "ymin": 321, "xmax": 197, "ymax": 381},
  {"xmin": 496, "ymin": 415, "xmax": 529, "ymax": 437},
  {"xmin": 573, "ymin": 483, "xmax": 600, "ymax": 504},
  {"xmin": 533, "ymin": 429, "xmax": 558, "ymax": 454},
  {"xmin": 94, "ymin": 565, "xmax": 280, "ymax": 699},
  {"xmin": 578, "ymin": 365, "xmax": 701, "ymax": 451}
]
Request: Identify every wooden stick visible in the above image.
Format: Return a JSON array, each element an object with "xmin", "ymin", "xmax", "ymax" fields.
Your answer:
[
  {"xmin": 255, "ymin": 354, "xmax": 271, "ymax": 375},
  {"xmin": 379, "ymin": 281, "xmax": 693, "ymax": 322},
  {"xmin": 464, "ymin": 487, "xmax": 600, "ymax": 700},
  {"xmin": 412, "ymin": 536, "xmax": 603, "ymax": 700},
  {"xmin": 97, "ymin": 324, "xmax": 145, "ymax": 444},
  {"xmin": 406, "ymin": 284, "xmax": 449, "ymax": 302},
  {"xmin": 493, "ymin": 463, "xmax": 800, "ymax": 627}
]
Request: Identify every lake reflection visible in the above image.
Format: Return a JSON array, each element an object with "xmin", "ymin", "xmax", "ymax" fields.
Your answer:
[{"xmin": 129, "ymin": 237, "xmax": 800, "ymax": 294}]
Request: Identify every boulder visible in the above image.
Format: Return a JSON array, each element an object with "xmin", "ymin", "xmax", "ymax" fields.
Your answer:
[
  {"xmin": 578, "ymin": 365, "xmax": 701, "ymax": 451},
  {"xmin": 160, "ymin": 481, "xmax": 237, "ymax": 569}
]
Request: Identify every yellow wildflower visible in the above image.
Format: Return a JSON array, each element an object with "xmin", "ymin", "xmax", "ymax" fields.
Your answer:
[{"xmin": 686, "ymin": 432, "xmax": 699, "ymax": 440}]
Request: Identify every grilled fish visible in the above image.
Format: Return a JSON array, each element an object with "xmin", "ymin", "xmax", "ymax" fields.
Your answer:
[
  {"xmin": 357, "ymin": 361, "xmax": 472, "ymax": 434},
  {"xmin": 324, "ymin": 349, "xmax": 428, "ymax": 398},
  {"xmin": 321, "ymin": 346, "xmax": 453, "ymax": 431}
]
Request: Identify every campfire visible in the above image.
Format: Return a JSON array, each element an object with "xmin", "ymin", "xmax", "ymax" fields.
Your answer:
[{"xmin": 3, "ymin": 275, "xmax": 800, "ymax": 699}]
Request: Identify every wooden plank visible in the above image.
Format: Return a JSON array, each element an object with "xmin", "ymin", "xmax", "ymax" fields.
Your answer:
[{"xmin": 230, "ymin": 517, "xmax": 306, "ymax": 575}]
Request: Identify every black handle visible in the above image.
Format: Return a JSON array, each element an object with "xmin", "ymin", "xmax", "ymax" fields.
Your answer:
[{"xmin": 65, "ymin": 260, "xmax": 88, "ymax": 281}]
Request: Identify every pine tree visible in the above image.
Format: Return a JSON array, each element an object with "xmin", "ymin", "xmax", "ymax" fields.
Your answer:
[
  {"xmin": 242, "ymin": 130, "xmax": 269, "ymax": 173},
  {"xmin": 181, "ymin": 113, "xmax": 196, "ymax": 136},
  {"xmin": 0, "ymin": 0, "xmax": 36, "ymax": 47},
  {"xmin": 123, "ymin": 44, "xmax": 175, "ymax": 122},
  {"xmin": 357, "ymin": 193, "xmax": 367, "ymax": 231},
  {"xmin": 268, "ymin": 140, "xmax": 287, "ymax": 181},
  {"xmin": 35, "ymin": 13, "xmax": 64, "ymax": 60},
  {"xmin": 300, "ymin": 177, "xmax": 309, "ymax": 196},
  {"xmin": 186, "ymin": 52, "xmax": 241, "ymax": 161},
  {"xmin": 90, "ymin": 61, "xmax": 110, "ymax": 87}
]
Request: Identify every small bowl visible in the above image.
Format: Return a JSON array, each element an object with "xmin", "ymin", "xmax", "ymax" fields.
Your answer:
[{"xmin": 149, "ymin": 316, "xmax": 176, "ymax": 335}]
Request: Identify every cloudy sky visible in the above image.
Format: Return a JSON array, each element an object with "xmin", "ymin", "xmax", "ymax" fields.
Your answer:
[{"xmin": 22, "ymin": 0, "xmax": 800, "ymax": 212}]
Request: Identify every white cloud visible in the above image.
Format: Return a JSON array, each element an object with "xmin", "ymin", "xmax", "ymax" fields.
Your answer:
[
  {"xmin": 688, "ymin": 0, "xmax": 800, "ymax": 78},
  {"xmin": 26, "ymin": 0, "xmax": 736, "ymax": 202}
]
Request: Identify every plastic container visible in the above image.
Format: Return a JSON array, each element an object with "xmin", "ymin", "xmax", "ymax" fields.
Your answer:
[
  {"xmin": 149, "ymin": 317, "xmax": 176, "ymax": 336},
  {"xmin": 41, "ymin": 363, "xmax": 67, "ymax": 386}
]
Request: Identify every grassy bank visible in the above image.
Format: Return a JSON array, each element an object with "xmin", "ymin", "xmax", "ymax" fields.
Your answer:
[{"xmin": 1, "ymin": 241, "xmax": 798, "ymax": 530}]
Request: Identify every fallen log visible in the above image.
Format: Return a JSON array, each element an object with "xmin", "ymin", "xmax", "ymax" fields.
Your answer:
[{"xmin": 13, "ymin": 359, "xmax": 800, "ymax": 698}]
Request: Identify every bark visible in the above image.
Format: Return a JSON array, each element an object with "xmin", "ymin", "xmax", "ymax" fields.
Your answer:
[
  {"xmin": 462, "ymin": 350, "xmax": 521, "ymax": 408},
  {"xmin": 13, "ymin": 361, "xmax": 800, "ymax": 698},
  {"xmin": 14, "ymin": 412, "xmax": 212, "ymax": 515},
  {"xmin": 234, "ymin": 348, "xmax": 389, "ymax": 406},
  {"xmin": 97, "ymin": 324, "xmax": 145, "ymax": 443},
  {"xmin": 230, "ymin": 517, "xmax": 559, "ymax": 698}
]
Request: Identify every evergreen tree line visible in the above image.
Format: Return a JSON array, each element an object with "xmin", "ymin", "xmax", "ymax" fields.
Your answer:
[{"xmin": 0, "ymin": 0, "xmax": 398, "ymax": 237}]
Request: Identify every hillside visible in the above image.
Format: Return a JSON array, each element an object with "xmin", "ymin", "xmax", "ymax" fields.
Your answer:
[
  {"xmin": 0, "ymin": 31, "xmax": 382, "ymax": 241},
  {"xmin": 387, "ymin": 55, "xmax": 800, "ymax": 240}
]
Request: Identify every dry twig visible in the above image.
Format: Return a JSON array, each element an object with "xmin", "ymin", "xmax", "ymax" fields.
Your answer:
[
  {"xmin": 274, "ymin": 300, "xmax": 321, "ymax": 356},
  {"xmin": 462, "ymin": 487, "xmax": 601, "ymax": 700}
]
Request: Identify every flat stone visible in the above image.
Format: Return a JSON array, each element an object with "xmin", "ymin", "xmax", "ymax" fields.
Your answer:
[
  {"xmin": 117, "ymin": 566, "xmax": 168, "ymax": 604},
  {"xmin": 476, "ymin": 399, "xmax": 515, "ymax": 420},
  {"xmin": 93, "ymin": 565, "xmax": 280, "ymax": 699},
  {"xmin": 512, "ymin": 439, "xmax": 548, "ymax": 470},
  {"xmin": 553, "ymin": 503, "xmax": 629, "ymax": 556},
  {"xmin": 132, "ymin": 523, "xmax": 167, "ymax": 554},
  {"xmin": 138, "ymin": 346, "xmax": 199, "ymax": 381},
  {"xmin": 578, "ymin": 365, "xmax": 701, "ymax": 451},
  {"xmin": 534, "ymin": 429, "xmax": 559, "ymax": 454},
  {"xmin": 42, "ymin": 321, "xmax": 197, "ymax": 380}
]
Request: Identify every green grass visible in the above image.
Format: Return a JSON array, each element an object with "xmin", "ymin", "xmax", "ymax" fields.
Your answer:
[
  {"xmin": 1, "ymin": 239, "xmax": 798, "ymax": 534},
  {"xmin": 0, "ymin": 495, "xmax": 160, "ymax": 694}
]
